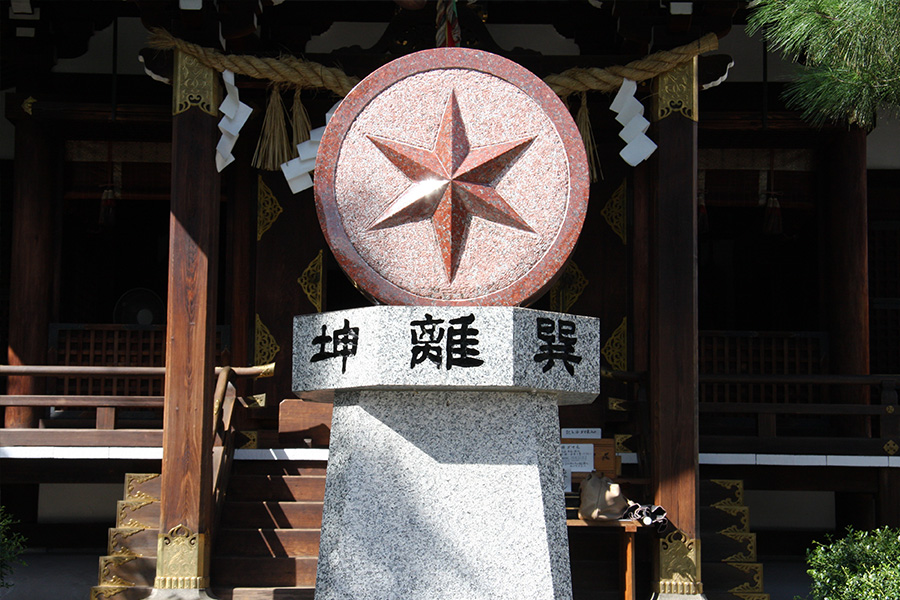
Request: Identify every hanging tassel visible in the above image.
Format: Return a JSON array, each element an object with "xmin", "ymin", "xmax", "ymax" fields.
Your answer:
[
  {"xmin": 252, "ymin": 87, "xmax": 293, "ymax": 171},
  {"xmin": 575, "ymin": 91, "xmax": 602, "ymax": 182},
  {"xmin": 290, "ymin": 88, "xmax": 311, "ymax": 149}
]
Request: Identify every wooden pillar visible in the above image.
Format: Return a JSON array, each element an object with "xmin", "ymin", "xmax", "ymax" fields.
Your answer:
[
  {"xmin": 649, "ymin": 58, "xmax": 703, "ymax": 597},
  {"xmin": 5, "ymin": 114, "xmax": 58, "ymax": 428},
  {"xmin": 154, "ymin": 49, "xmax": 220, "ymax": 592},
  {"xmin": 825, "ymin": 127, "xmax": 870, "ymax": 431}
]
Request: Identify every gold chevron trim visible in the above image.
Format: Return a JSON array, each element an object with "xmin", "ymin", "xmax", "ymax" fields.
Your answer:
[
  {"xmin": 728, "ymin": 562, "xmax": 764, "ymax": 593},
  {"xmin": 549, "ymin": 260, "xmax": 588, "ymax": 313},
  {"xmin": 255, "ymin": 313, "xmax": 280, "ymax": 366},
  {"xmin": 719, "ymin": 531, "xmax": 758, "ymax": 562},
  {"xmin": 712, "ymin": 479, "xmax": 745, "ymax": 505},
  {"xmin": 124, "ymin": 473, "xmax": 159, "ymax": 502},
  {"xmin": 298, "ymin": 249, "xmax": 324, "ymax": 312},
  {"xmin": 615, "ymin": 433, "xmax": 633, "ymax": 453},
  {"xmin": 601, "ymin": 317, "xmax": 627, "ymax": 371},
  {"xmin": 601, "ymin": 179, "xmax": 627, "ymax": 244},
  {"xmin": 257, "ymin": 175, "xmax": 283, "ymax": 241}
]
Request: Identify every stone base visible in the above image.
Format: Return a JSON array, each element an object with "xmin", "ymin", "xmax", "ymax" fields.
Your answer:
[
  {"xmin": 315, "ymin": 389, "xmax": 572, "ymax": 600},
  {"xmin": 143, "ymin": 589, "xmax": 219, "ymax": 600}
]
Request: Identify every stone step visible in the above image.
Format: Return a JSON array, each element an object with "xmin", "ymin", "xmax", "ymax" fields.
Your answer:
[
  {"xmin": 211, "ymin": 557, "xmax": 318, "ymax": 588},
  {"xmin": 699, "ymin": 505, "xmax": 750, "ymax": 535},
  {"xmin": 98, "ymin": 555, "xmax": 156, "ymax": 587},
  {"xmin": 123, "ymin": 473, "xmax": 161, "ymax": 502},
  {"xmin": 116, "ymin": 499, "xmax": 160, "ymax": 529},
  {"xmin": 279, "ymin": 399, "xmax": 333, "ymax": 447},
  {"xmin": 90, "ymin": 585, "xmax": 153, "ymax": 600},
  {"xmin": 703, "ymin": 530, "xmax": 758, "ymax": 563},
  {"xmin": 108, "ymin": 527, "xmax": 158, "ymax": 556},
  {"xmin": 212, "ymin": 587, "xmax": 316, "ymax": 600},
  {"xmin": 215, "ymin": 528, "xmax": 321, "ymax": 557},
  {"xmin": 700, "ymin": 479, "xmax": 744, "ymax": 507},
  {"xmin": 221, "ymin": 501, "xmax": 324, "ymax": 529},
  {"xmin": 702, "ymin": 561, "xmax": 765, "ymax": 593},
  {"xmin": 231, "ymin": 460, "xmax": 327, "ymax": 477},
  {"xmin": 226, "ymin": 475, "xmax": 326, "ymax": 502}
]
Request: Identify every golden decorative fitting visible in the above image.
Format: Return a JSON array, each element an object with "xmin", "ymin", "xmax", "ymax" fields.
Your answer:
[
  {"xmin": 257, "ymin": 175, "xmax": 283, "ymax": 241},
  {"xmin": 608, "ymin": 397, "xmax": 627, "ymax": 412},
  {"xmin": 654, "ymin": 58, "xmax": 698, "ymax": 122},
  {"xmin": 600, "ymin": 317, "xmax": 627, "ymax": 371},
  {"xmin": 714, "ymin": 504, "xmax": 750, "ymax": 534},
  {"xmin": 719, "ymin": 531, "xmax": 758, "ymax": 563},
  {"xmin": 298, "ymin": 249, "xmax": 324, "ymax": 312},
  {"xmin": 109, "ymin": 528, "xmax": 143, "ymax": 556},
  {"xmin": 614, "ymin": 433, "xmax": 633, "ymax": 453},
  {"xmin": 255, "ymin": 314, "xmax": 281, "ymax": 366},
  {"xmin": 91, "ymin": 586, "xmax": 132, "ymax": 600},
  {"xmin": 155, "ymin": 525, "xmax": 209, "ymax": 589},
  {"xmin": 886, "ymin": 405, "xmax": 895, "ymax": 414},
  {"xmin": 549, "ymin": 261, "xmax": 588, "ymax": 314},
  {"xmin": 734, "ymin": 593, "xmax": 771, "ymax": 600},
  {"xmin": 712, "ymin": 479, "xmax": 745, "ymax": 505},
  {"xmin": 601, "ymin": 179, "xmax": 627, "ymax": 245},
  {"xmin": 21, "ymin": 96, "xmax": 36, "ymax": 115},
  {"xmin": 173, "ymin": 50, "xmax": 218, "ymax": 116},
  {"xmin": 245, "ymin": 393, "xmax": 267, "ymax": 408},
  {"xmin": 240, "ymin": 430, "xmax": 259, "ymax": 449},
  {"xmin": 116, "ymin": 499, "xmax": 155, "ymax": 530},
  {"xmin": 658, "ymin": 529, "xmax": 703, "ymax": 595},
  {"xmin": 885, "ymin": 439, "xmax": 899, "ymax": 456},
  {"xmin": 124, "ymin": 473, "xmax": 160, "ymax": 502},
  {"xmin": 99, "ymin": 555, "xmax": 138, "ymax": 586},
  {"xmin": 728, "ymin": 562, "xmax": 764, "ymax": 593},
  {"xmin": 256, "ymin": 362, "xmax": 276, "ymax": 379}
]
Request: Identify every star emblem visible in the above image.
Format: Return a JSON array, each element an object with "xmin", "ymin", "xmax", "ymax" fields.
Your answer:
[{"xmin": 367, "ymin": 90, "xmax": 536, "ymax": 282}]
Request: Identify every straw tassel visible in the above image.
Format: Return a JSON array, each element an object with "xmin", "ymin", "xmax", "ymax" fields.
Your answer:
[
  {"xmin": 291, "ymin": 89, "xmax": 311, "ymax": 148},
  {"xmin": 252, "ymin": 87, "xmax": 293, "ymax": 171},
  {"xmin": 575, "ymin": 92, "xmax": 602, "ymax": 182}
]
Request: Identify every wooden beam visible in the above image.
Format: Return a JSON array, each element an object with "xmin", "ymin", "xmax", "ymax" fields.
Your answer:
[
  {"xmin": 5, "ymin": 115, "xmax": 59, "ymax": 428},
  {"xmin": 156, "ymin": 49, "xmax": 220, "ymax": 591}
]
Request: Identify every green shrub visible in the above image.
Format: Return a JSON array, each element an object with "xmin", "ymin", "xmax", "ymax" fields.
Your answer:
[
  {"xmin": 0, "ymin": 505, "xmax": 26, "ymax": 589},
  {"xmin": 799, "ymin": 526, "xmax": 900, "ymax": 600}
]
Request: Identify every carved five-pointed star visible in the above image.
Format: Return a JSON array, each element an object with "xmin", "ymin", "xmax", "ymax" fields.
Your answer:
[{"xmin": 367, "ymin": 90, "xmax": 536, "ymax": 282}]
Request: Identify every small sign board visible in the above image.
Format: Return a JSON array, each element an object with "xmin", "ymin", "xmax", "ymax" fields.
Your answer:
[
  {"xmin": 561, "ymin": 427, "xmax": 602, "ymax": 439},
  {"xmin": 560, "ymin": 443, "xmax": 595, "ymax": 472}
]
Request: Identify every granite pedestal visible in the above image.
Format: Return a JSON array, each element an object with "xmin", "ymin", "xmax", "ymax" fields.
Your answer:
[{"xmin": 293, "ymin": 306, "xmax": 601, "ymax": 600}]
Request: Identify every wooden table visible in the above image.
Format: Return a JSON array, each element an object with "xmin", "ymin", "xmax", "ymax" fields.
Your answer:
[{"xmin": 567, "ymin": 519, "xmax": 639, "ymax": 600}]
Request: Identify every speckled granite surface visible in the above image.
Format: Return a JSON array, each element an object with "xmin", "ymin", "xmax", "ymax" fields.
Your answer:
[
  {"xmin": 293, "ymin": 305, "xmax": 600, "ymax": 405},
  {"xmin": 315, "ymin": 390, "xmax": 572, "ymax": 600}
]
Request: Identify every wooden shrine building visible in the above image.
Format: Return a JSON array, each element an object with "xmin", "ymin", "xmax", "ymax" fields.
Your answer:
[{"xmin": 1, "ymin": 2, "xmax": 898, "ymax": 599}]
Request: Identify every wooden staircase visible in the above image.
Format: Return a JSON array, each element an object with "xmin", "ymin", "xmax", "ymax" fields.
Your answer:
[{"xmin": 700, "ymin": 479, "xmax": 770, "ymax": 600}]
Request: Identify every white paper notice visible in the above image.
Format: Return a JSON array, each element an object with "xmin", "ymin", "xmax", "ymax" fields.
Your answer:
[
  {"xmin": 561, "ymin": 428, "xmax": 603, "ymax": 439},
  {"xmin": 560, "ymin": 444, "xmax": 594, "ymax": 472}
]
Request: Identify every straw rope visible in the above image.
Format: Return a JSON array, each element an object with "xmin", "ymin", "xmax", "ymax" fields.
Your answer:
[{"xmin": 149, "ymin": 28, "xmax": 718, "ymax": 99}]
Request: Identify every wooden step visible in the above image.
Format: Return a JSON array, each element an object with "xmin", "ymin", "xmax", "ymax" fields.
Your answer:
[
  {"xmin": 702, "ymin": 561, "xmax": 765, "ymax": 593},
  {"xmin": 99, "ymin": 555, "xmax": 156, "ymax": 587},
  {"xmin": 211, "ymin": 557, "xmax": 318, "ymax": 587},
  {"xmin": 91, "ymin": 585, "xmax": 153, "ymax": 600},
  {"xmin": 231, "ymin": 460, "xmax": 327, "ymax": 477},
  {"xmin": 699, "ymin": 505, "xmax": 749, "ymax": 535},
  {"xmin": 279, "ymin": 399, "xmax": 333, "ymax": 447},
  {"xmin": 116, "ymin": 499, "xmax": 160, "ymax": 529},
  {"xmin": 123, "ymin": 473, "xmax": 161, "ymax": 502},
  {"xmin": 226, "ymin": 475, "xmax": 326, "ymax": 502},
  {"xmin": 703, "ymin": 530, "xmax": 757, "ymax": 563},
  {"xmin": 215, "ymin": 528, "xmax": 321, "ymax": 557},
  {"xmin": 700, "ymin": 479, "xmax": 744, "ymax": 507},
  {"xmin": 212, "ymin": 587, "xmax": 316, "ymax": 600},
  {"xmin": 108, "ymin": 527, "xmax": 159, "ymax": 556},
  {"xmin": 222, "ymin": 501, "xmax": 324, "ymax": 529}
]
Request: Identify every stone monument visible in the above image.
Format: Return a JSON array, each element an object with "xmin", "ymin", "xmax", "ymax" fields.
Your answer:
[{"xmin": 294, "ymin": 48, "xmax": 598, "ymax": 600}]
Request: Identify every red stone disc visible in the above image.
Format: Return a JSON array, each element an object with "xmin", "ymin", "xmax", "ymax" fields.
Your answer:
[{"xmin": 314, "ymin": 48, "xmax": 589, "ymax": 306}]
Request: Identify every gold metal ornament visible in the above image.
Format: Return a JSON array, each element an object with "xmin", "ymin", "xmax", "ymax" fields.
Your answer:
[
  {"xmin": 885, "ymin": 439, "xmax": 899, "ymax": 455},
  {"xmin": 712, "ymin": 479, "xmax": 745, "ymax": 505},
  {"xmin": 654, "ymin": 58, "xmax": 698, "ymax": 122},
  {"xmin": 116, "ymin": 499, "xmax": 155, "ymax": 530},
  {"xmin": 614, "ymin": 433, "xmax": 633, "ymax": 453},
  {"xmin": 298, "ymin": 249, "xmax": 324, "ymax": 312},
  {"xmin": 125, "ymin": 473, "xmax": 160, "ymax": 502},
  {"xmin": 601, "ymin": 179, "xmax": 627, "ymax": 244},
  {"xmin": 173, "ymin": 50, "xmax": 218, "ymax": 116},
  {"xmin": 91, "ymin": 586, "xmax": 132, "ymax": 600},
  {"xmin": 240, "ymin": 430, "xmax": 259, "ymax": 449},
  {"xmin": 608, "ymin": 397, "xmax": 627, "ymax": 412},
  {"xmin": 728, "ymin": 562, "xmax": 765, "ymax": 593},
  {"xmin": 21, "ymin": 96, "xmax": 36, "ymax": 115},
  {"xmin": 658, "ymin": 529, "xmax": 703, "ymax": 595},
  {"xmin": 255, "ymin": 313, "xmax": 281, "ymax": 366},
  {"xmin": 154, "ymin": 525, "xmax": 210, "ymax": 589},
  {"xmin": 549, "ymin": 260, "xmax": 588, "ymax": 314},
  {"xmin": 719, "ymin": 531, "xmax": 758, "ymax": 562},
  {"xmin": 257, "ymin": 175, "xmax": 283, "ymax": 241},
  {"xmin": 99, "ymin": 554, "xmax": 137, "ymax": 586},
  {"xmin": 600, "ymin": 317, "xmax": 627, "ymax": 371}
]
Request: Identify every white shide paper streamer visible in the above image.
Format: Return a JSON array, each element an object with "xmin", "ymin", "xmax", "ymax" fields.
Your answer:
[
  {"xmin": 610, "ymin": 78, "xmax": 657, "ymax": 167},
  {"xmin": 280, "ymin": 100, "xmax": 341, "ymax": 194},
  {"xmin": 216, "ymin": 70, "xmax": 252, "ymax": 172}
]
